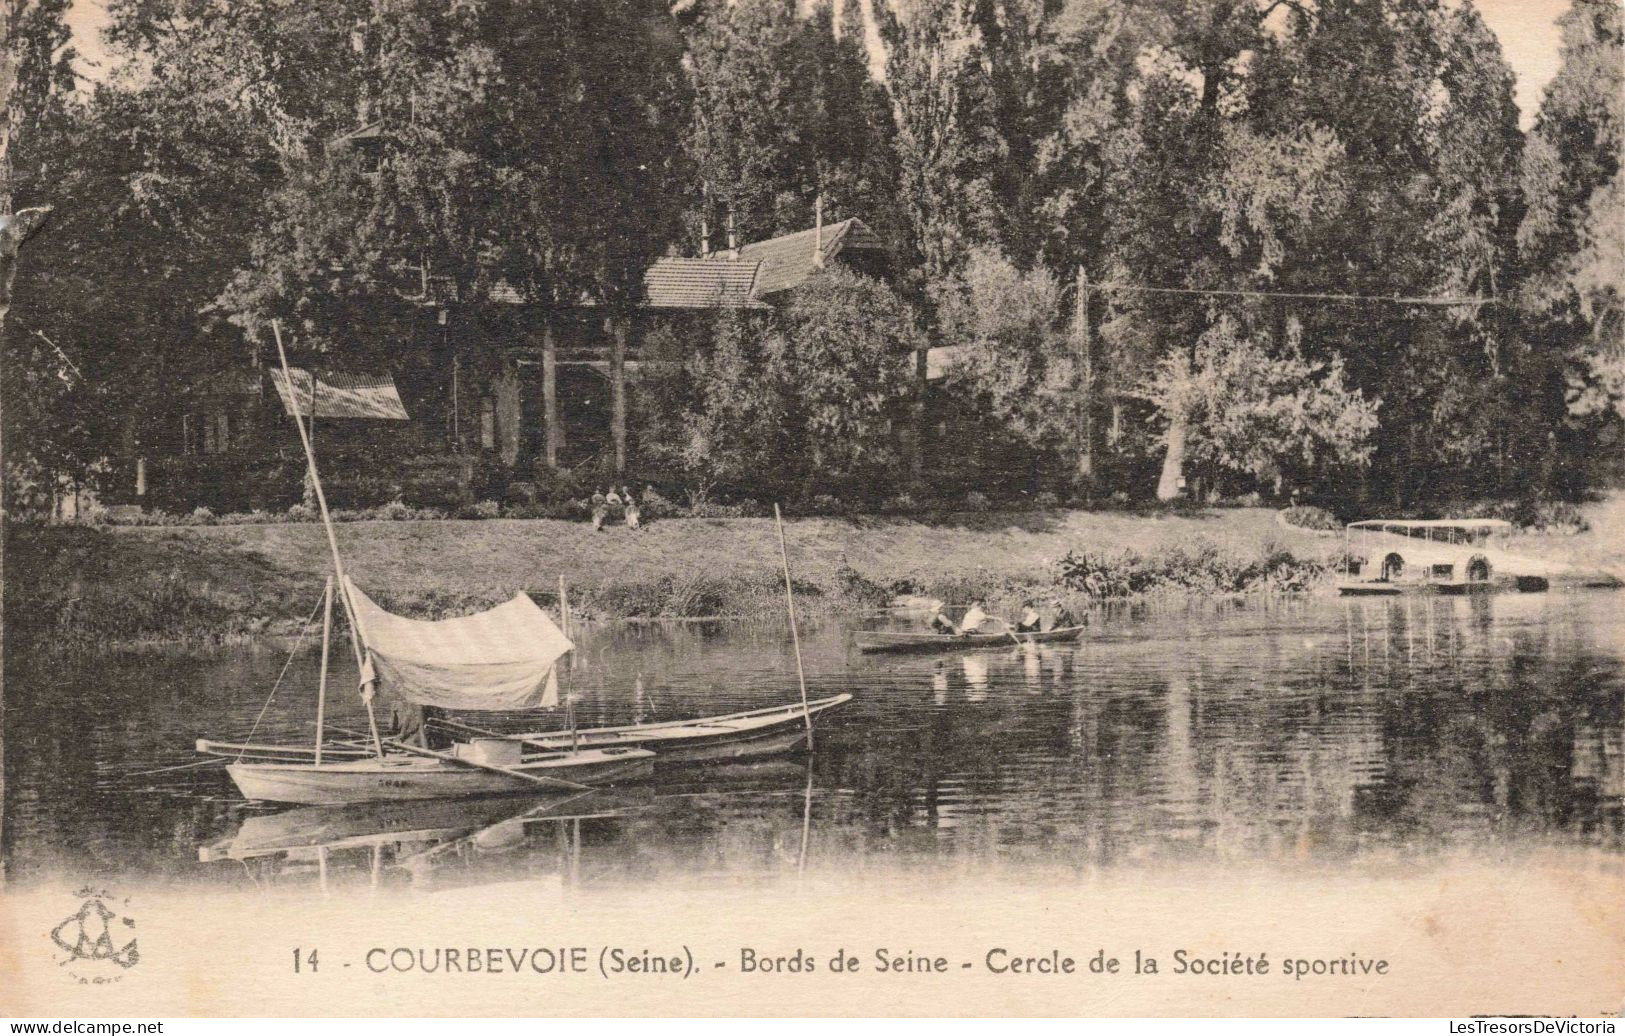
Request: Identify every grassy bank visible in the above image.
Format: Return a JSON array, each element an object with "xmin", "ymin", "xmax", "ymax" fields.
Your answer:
[{"xmin": 6, "ymin": 506, "xmax": 1350, "ymax": 648}]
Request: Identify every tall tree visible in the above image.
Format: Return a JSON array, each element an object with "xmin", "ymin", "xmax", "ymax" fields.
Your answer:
[
  {"xmin": 1519, "ymin": 0, "xmax": 1623, "ymax": 443},
  {"xmin": 684, "ymin": 0, "xmax": 894, "ymax": 244},
  {"xmin": 213, "ymin": 0, "xmax": 692, "ymax": 338},
  {"xmin": 0, "ymin": 0, "xmax": 72, "ymax": 890},
  {"xmin": 875, "ymin": 0, "xmax": 1000, "ymax": 289}
]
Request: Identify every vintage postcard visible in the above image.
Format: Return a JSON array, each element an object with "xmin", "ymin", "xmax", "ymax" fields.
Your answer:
[{"xmin": 1, "ymin": 0, "xmax": 1621, "ymax": 1019}]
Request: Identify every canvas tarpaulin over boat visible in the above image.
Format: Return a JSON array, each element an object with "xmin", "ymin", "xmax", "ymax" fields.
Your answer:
[
  {"xmin": 270, "ymin": 368, "xmax": 409, "ymax": 420},
  {"xmin": 344, "ymin": 579, "xmax": 570, "ymax": 710}
]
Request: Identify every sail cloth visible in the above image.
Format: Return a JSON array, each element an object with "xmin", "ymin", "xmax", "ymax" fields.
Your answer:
[
  {"xmin": 271, "ymin": 368, "xmax": 409, "ymax": 421},
  {"xmin": 344, "ymin": 579, "xmax": 570, "ymax": 710}
]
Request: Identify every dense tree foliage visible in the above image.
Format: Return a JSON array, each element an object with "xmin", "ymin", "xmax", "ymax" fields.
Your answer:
[
  {"xmin": 1132, "ymin": 316, "xmax": 1380, "ymax": 497},
  {"xmin": 637, "ymin": 267, "xmax": 919, "ymax": 498},
  {"xmin": 1519, "ymin": 0, "xmax": 1623, "ymax": 476},
  {"xmin": 3, "ymin": 0, "xmax": 1620, "ymax": 511},
  {"xmin": 684, "ymin": 0, "xmax": 895, "ymax": 244}
]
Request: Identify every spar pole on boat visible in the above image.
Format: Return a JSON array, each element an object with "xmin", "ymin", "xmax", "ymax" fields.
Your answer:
[
  {"xmin": 774, "ymin": 504, "xmax": 814, "ymax": 749},
  {"xmin": 273, "ymin": 319, "xmax": 386, "ymax": 760},
  {"xmin": 314, "ymin": 575, "xmax": 333, "ymax": 765},
  {"xmin": 560, "ymin": 574, "xmax": 578, "ymax": 752}
]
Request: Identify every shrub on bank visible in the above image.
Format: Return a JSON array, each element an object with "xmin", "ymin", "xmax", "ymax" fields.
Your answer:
[
  {"xmin": 1282, "ymin": 504, "xmax": 1342, "ymax": 532},
  {"xmin": 1056, "ymin": 540, "xmax": 1332, "ymax": 600}
]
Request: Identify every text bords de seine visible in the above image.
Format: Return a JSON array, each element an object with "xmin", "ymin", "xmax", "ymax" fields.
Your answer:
[{"xmin": 346, "ymin": 945, "xmax": 1400, "ymax": 982}]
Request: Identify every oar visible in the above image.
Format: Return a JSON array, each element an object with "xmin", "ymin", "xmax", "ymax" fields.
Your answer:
[
  {"xmin": 992, "ymin": 616, "xmax": 1027, "ymax": 648},
  {"xmin": 432, "ymin": 716, "xmax": 595, "ymax": 754},
  {"xmin": 380, "ymin": 738, "xmax": 607, "ymax": 794},
  {"xmin": 326, "ymin": 726, "xmax": 602, "ymax": 794}
]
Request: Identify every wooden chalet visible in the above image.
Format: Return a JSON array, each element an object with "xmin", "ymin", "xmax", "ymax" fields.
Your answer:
[{"xmin": 140, "ymin": 217, "xmax": 892, "ymax": 510}]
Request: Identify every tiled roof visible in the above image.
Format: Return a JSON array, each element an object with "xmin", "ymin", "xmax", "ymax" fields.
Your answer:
[
  {"xmin": 271, "ymin": 368, "xmax": 410, "ymax": 421},
  {"xmin": 642, "ymin": 257, "xmax": 767, "ymax": 309},
  {"xmin": 417, "ymin": 216, "xmax": 883, "ymax": 310},
  {"xmin": 708, "ymin": 217, "xmax": 886, "ymax": 297}
]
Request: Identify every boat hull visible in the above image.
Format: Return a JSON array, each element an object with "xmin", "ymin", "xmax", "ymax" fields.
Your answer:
[
  {"xmin": 225, "ymin": 748, "xmax": 653, "ymax": 806},
  {"xmin": 853, "ymin": 626, "xmax": 1086, "ymax": 654},
  {"xmin": 1336, "ymin": 582, "xmax": 1404, "ymax": 596},
  {"xmin": 469, "ymin": 694, "xmax": 852, "ymax": 764},
  {"xmin": 1337, "ymin": 580, "xmax": 1500, "ymax": 596}
]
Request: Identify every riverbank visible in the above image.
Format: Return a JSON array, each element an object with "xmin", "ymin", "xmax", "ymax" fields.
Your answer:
[
  {"xmin": 7, "ymin": 499, "xmax": 1618, "ymax": 647},
  {"xmin": 5, "ymin": 506, "xmax": 1335, "ymax": 646}
]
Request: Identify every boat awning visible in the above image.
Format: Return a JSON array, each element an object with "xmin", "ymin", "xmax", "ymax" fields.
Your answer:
[
  {"xmin": 271, "ymin": 368, "xmax": 409, "ymax": 420},
  {"xmin": 1347, "ymin": 519, "xmax": 1512, "ymax": 533},
  {"xmin": 346, "ymin": 579, "xmax": 571, "ymax": 710}
]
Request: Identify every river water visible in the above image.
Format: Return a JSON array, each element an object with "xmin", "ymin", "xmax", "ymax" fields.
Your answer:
[{"xmin": 4, "ymin": 591, "xmax": 1621, "ymax": 895}]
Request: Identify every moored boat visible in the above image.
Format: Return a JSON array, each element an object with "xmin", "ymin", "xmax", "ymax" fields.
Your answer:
[
  {"xmin": 224, "ymin": 747, "xmax": 654, "ymax": 806},
  {"xmin": 853, "ymin": 625, "xmax": 1087, "ymax": 654},
  {"xmin": 201, "ymin": 322, "xmax": 850, "ymax": 806},
  {"xmin": 434, "ymin": 693, "xmax": 854, "ymax": 764},
  {"xmin": 203, "ymin": 324, "xmax": 651, "ymax": 806},
  {"xmin": 1334, "ymin": 518, "xmax": 1543, "ymax": 596}
]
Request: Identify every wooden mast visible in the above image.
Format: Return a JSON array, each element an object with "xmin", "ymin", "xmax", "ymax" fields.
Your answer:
[
  {"xmin": 773, "ymin": 504, "xmax": 814, "ymax": 748},
  {"xmin": 273, "ymin": 319, "xmax": 386, "ymax": 760},
  {"xmin": 560, "ymin": 574, "xmax": 578, "ymax": 752},
  {"xmin": 314, "ymin": 576, "xmax": 333, "ymax": 765}
]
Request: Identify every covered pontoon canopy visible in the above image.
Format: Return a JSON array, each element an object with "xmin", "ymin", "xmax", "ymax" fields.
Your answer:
[
  {"xmin": 1347, "ymin": 519, "xmax": 1512, "ymax": 532},
  {"xmin": 346, "ymin": 579, "xmax": 570, "ymax": 710}
]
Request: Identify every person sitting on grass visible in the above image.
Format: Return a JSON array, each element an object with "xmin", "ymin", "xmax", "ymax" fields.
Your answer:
[
  {"xmin": 591, "ymin": 498, "xmax": 609, "ymax": 531},
  {"xmin": 624, "ymin": 488, "xmax": 642, "ymax": 530}
]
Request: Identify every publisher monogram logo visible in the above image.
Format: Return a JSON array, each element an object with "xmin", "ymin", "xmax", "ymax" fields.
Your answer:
[{"xmin": 50, "ymin": 887, "xmax": 139, "ymax": 984}]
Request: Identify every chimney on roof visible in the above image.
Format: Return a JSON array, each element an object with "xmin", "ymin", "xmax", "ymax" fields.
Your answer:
[
  {"xmin": 726, "ymin": 206, "xmax": 738, "ymax": 257},
  {"xmin": 813, "ymin": 194, "xmax": 824, "ymax": 269},
  {"xmin": 700, "ymin": 216, "xmax": 711, "ymax": 257}
]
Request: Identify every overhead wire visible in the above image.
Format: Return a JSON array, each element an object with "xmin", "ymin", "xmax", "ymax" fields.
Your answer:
[{"xmin": 1091, "ymin": 282, "xmax": 1499, "ymax": 306}]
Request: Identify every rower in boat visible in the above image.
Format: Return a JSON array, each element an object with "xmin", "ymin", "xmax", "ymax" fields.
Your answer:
[
  {"xmin": 1046, "ymin": 598, "xmax": 1077, "ymax": 632},
  {"xmin": 959, "ymin": 599, "xmax": 992, "ymax": 636},
  {"xmin": 1015, "ymin": 602, "xmax": 1043, "ymax": 634},
  {"xmin": 928, "ymin": 602, "xmax": 960, "ymax": 636}
]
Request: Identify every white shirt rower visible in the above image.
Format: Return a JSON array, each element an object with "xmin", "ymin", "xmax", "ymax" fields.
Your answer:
[{"xmin": 959, "ymin": 603, "xmax": 991, "ymax": 634}]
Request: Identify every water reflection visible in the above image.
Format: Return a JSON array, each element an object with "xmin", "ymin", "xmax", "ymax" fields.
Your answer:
[{"xmin": 4, "ymin": 591, "xmax": 1621, "ymax": 892}]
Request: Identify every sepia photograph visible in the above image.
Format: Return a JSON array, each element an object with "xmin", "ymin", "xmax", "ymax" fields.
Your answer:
[{"xmin": 0, "ymin": 0, "xmax": 1621, "ymax": 1020}]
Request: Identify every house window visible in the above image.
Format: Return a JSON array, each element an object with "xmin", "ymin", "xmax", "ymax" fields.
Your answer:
[
  {"xmin": 200, "ymin": 411, "xmax": 229, "ymax": 454},
  {"xmin": 480, "ymin": 396, "xmax": 496, "ymax": 450}
]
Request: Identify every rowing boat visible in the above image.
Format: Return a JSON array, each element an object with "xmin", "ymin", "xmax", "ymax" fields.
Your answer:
[
  {"xmin": 852, "ymin": 625, "xmax": 1087, "ymax": 654},
  {"xmin": 200, "ymin": 695, "xmax": 854, "ymax": 767},
  {"xmin": 224, "ymin": 746, "xmax": 654, "ymax": 806},
  {"xmin": 201, "ymin": 325, "xmax": 659, "ymax": 807},
  {"xmin": 436, "ymin": 693, "xmax": 854, "ymax": 764}
]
